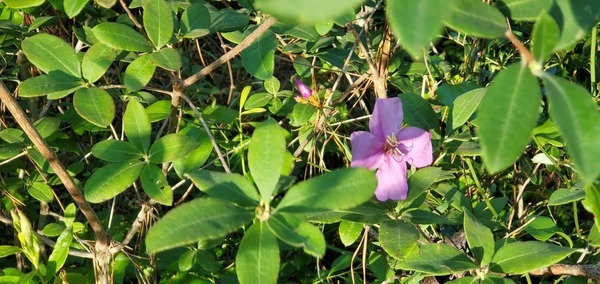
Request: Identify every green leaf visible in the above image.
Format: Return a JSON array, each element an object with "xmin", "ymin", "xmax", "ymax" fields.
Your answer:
[
  {"xmin": 531, "ymin": 10, "xmax": 559, "ymax": 64},
  {"xmin": 401, "ymin": 210, "xmax": 453, "ymax": 225},
  {"xmin": 524, "ymin": 216, "xmax": 561, "ymax": 242},
  {"xmin": 241, "ymin": 28, "xmax": 276, "ymax": 80},
  {"xmin": 463, "ymin": 210, "xmax": 494, "ymax": 266},
  {"xmin": 489, "ymin": 241, "xmax": 575, "ymax": 274},
  {"xmin": 180, "ymin": 3, "xmax": 211, "ymax": 38},
  {"xmin": 266, "ymin": 213, "xmax": 325, "ymax": 257},
  {"xmin": 143, "ymin": 0, "xmax": 173, "ymax": 49},
  {"xmin": 263, "ymin": 77, "xmax": 280, "ymax": 95},
  {"xmin": 18, "ymin": 73, "xmax": 83, "ymax": 98},
  {"xmin": 395, "ymin": 243, "xmax": 477, "ymax": 275},
  {"xmin": 270, "ymin": 23, "xmax": 321, "ymax": 42},
  {"xmin": 91, "ymin": 140, "xmax": 144, "ymax": 162},
  {"xmin": 400, "ymin": 93, "xmax": 439, "ymax": 130},
  {"xmin": 387, "ymin": 0, "xmax": 450, "ymax": 58},
  {"xmin": 140, "ymin": 164, "xmax": 173, "ymax": 205},
  {"xmin": 478, "ymin": 64, "xmax": 541, "ymax": 173},
  {"xmin": 3, "ymin": 0, "xmax": 45, "ymax": 8},
  {"xmin": 148, "ymin": 133, "xmax": 200, "ymax": 164},
  {"xmin": 22, "ymin": 34, "xmax": 81, "ymax": 78},
  {"xmin": 0, "ymin": 246, "xmax": 22, "ymax": 258},
  {"xmin": 64, "ymin": 203, "xmax": 76, "ymax": 227},
  {"xmin": 236, "ymin": 222, "xmax": 280, "ymax": 284},
  {"xmin": 445, "ymin": 0, "xmax": 506, "ymax": 38},
  {"xmin": 145, "ymin": 198, "xmax": 254, "ymax": 253},
  {"xmin": 248, "ymin": 118, "xmax": 285, "ymax": 202},
  {"xmin": 550, "ymin": 0, "xmax": 600, "ymax": 52},
  {"xmin": 188, "ymin": 170, "xmax": 260, "ymax": 208},
  {"xmin": 124, "ymin": 54, "xmax": 156, "ymax": 92},
  {"xmin": 209, "ymin": 7, "xmax": 250, "ymax": 33},
  {"xmin": 42, "ymin": 223, "xmax": 66, "ymax": 237},
  {"xmin": 245, "ymin": 93, "xmax": 272, "ymax": 109},
  {"xmin": 150, "ymin": 48, "xmax": 182, "ymax": 71},
  {"xmin": 276, "ymin": 168, "xmax": 376, "ymax": 213},
  {"xmin": 123, "ymin": 99, "xmax": 152, "ymax": 154},
  {"xmin": 46, "ymin": 226, "xmax": 73, "ymax": 277},
  {"xmin": 290, "ymin": 104, "xmax": 317, "ymax": 126},
  {"xmin": 496, "ymin": 0, "xmax": 553, "ymax": 21},
  {"xmin": 583, "ymin": 184, "xmax": 600, "ymax": 230},
  {"xmin": 82, "ymin": 42, "xmax": 117, "ymax": 83},
  {"xmin": 34, "ymin": 117, "xmax": 61, "ymax": 138},
  {"xmin": 95, "ymin": 0, "xmax": 116, "ymax": 8},
  {"xmin": 379, "ymin": 220, "xmax": 419, "ymax": 260},
  {"xmin": 254, "ymin": 0, "xmax": 364, "ymax": 24},
  {"xmin": 542, "ymin": 74, "xmax": 600, "ymax": 182},
  {"xmin": 84, "ymin": 161, "xmax": 144, "ymax": 203},
  {"xmin": 397, "ymin": 167, "xmax": 445, "ymax": 210},
  {"xmin": 64, "ymin": 0, "xmax": 89, "ymax": 18},
  {"xmin": 92, "ymin": 23, "xmax": 153, "ymax": 52},
  {"xmin": 146, "ymin": 100, "xmax": 172, "ymax": 122},
  {"xmin": 338, "ymin": 220, "xmax": 363, "ymax": 247},
  {"xmin": 28, "ymin": 182, "xmax": 54, "ymax": 203},
  {"xmin": 548, "ymin": 188, "xmax": 586, "ymax": 206},
  {"xmin": 451, "ymin": 88, "xmax": 486, "ymax": 130},
  {"xmin": 178, "ymin": 250, "xmax": 196, "ymax": 272},
  {"xmin": 73, "ymin": 87, "xmax": 115, "ymax": 127},
  {"xmin": 172, "ymin": 127, "xmax": 213, "ymax": 177}
]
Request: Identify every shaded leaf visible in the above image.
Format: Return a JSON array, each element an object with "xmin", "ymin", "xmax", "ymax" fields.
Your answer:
[
  {"xmin": 248, "ymin": 118, "xmax": 285, "ymax": 202},
  {"xmin": 236, "ymin": 222, "xmax": 279, "ymax": 284},
  {"xmin": 84, "ymin": 161, "xmax": 144, "ymax": 203}
]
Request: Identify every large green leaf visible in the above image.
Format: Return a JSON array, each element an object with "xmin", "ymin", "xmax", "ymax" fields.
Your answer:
[
  {"xmin": 397, "ymin": 167, "xmax": 446, "ymax": 211},
  {"xmin": 124, "ymin": 54, "xmax": 156, "ymax": 92},
  {"xmin": 145, "ymin": 198, "xmax": 254, "ymax": 253},
  {"xmin": 0, "ymin": 246, "xmax": 22, "ymax": 258},
  {"xmin": 241, "ymin": 28, "xmax": 276, "ymax": 80},
  {"xmin": 451, "ymin": 88, "xmax": 486, "ymax": 130},
  {"xmin": 276, "ymin": 168, "xmax": 376, "ymax": 213},
  {"xmin": 3, "ymin": 0, "xmax": 45, "ymax": 8},
  {"xmin": 400, "ymin": 93, "xmax": 439, "ymax": 130},
  {"xmin": 208, "ymin": 7, "xmax": 250, "ymax": 33},
  {"xmin": 395, "ymin": 243, "xmax": 477, "ymax": 275},
  {"xmin": 180, "ymin": 3, "xmax": 211, "ymax": 38},
  {"xmin": 172, "ymin": 127, "xmax": 213, "ymax": 177},
  {"xmin": 489, "ymin": 241, "xmax": 575, "ymax": 274},
  {"xmin": 254, "ymin": 0, "xmax": 364, "ymax": 24},
  {"xmin": 18, "ymin": 73, "xmax": 83, "ymax": 98},
  {"xmin": 22, "ymin": 34, "xmax": 80, "ymax": 78},
  {"xmin": 143, "ymin": 0, "xmax": 173, "ymax": 49},
  {"xmin": 496, "ymin": 0, "xmax": 553, "ymax": 21},
  {"xmin": 64, "ymin": 0, "xmax": 89, "ymax": 18},
  {"xmin": 33, "ymin": 117, "xmax": 61, "ymax": 138},
  {"xmin": 140, "ymin": 164, "xmax": 173, "ymax": 206},
  {"xmin": 28, "ymin": 182, "xmax": 54, "ymax": 203},
  {"xmin": 148, "ymin": 133, "xmax": 200, "ymax": 164},
  {"xmin": 531, "ymin": 10, "xmax": 559, "ymax": 64},
  {"xmin": 387, "ymin": 0, "xmax": 450, "ymax": 58},
  {"xmin": 84, "ymin": 161, "xmax": 144, "ymax": 203},
  {"xmin": 73, "ymin": 87, "xmax": 115, "ymax": 127},
  {"xmin": 248, "ymin": 118, "xmax": 285, "ymax": 202},
  {"xmin": 542, "ymin": 74, "xmax": 600, "ymax": 182},
  {"xmin": 379, "ymin": 220, "xmax": 419, "ymax": 260},
  {"xmin": 82, "ymin": 42, "xmax": 117, "ymax": 83},
  {"xmin": 236, "ymin": 222, "xmax": 280, "ymax": 284},
  {"xmin": 445, "ymin": 0, "xmax": 506, "ymax": 38},
  {"xmin": 150, "ymin": 48, "xmax": 182, "ymax": 71},
  {"xmin": 91, "ymin": 140, "xmax": 144, "ymax": 162},
  {"xmin": 46, "ymin": 226, "xmax": 73, "ymax": 277},
  {"xmin": 478, "ymin": 64, "xmax": 541, "ymax": 173},
  {"xmin": 463, "ymin": 210, "xmax": 494, "ymax": 266},
  {"xmin": 123, "ymin": 99, "xmax": 152, "ymax": 154},
  {"xmin": 187, "ymin": 170, "xmax": 259, "ymax": 208},
  {"xmin": 583, "ymin": 184, "xmax": 600, "ymax": 230},
  {"xmin": 266, "ymin": 213, "xmax": 325, "ymax": 257},
  {"xmin": 338, "ymin": 220, "xmax": 363, "ymax": 247},
  {"xmin": 550, "ymin": 0, "xmax": 600, "ymax": 52},
  {"xmin": 92, "ymin": 23, "xmax": 153, "ymax": 52},
  {"xmin": 548, "ymin": 187, "xmax": 586, "ymax": 206}
]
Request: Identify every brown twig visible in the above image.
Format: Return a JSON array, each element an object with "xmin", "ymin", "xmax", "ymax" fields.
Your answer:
[
  {"xmin": 528, "ymin": 263, "xmax": 600, "ymax": 281},
  {"xmin": 505, "ymin": 30, "xmax": 535, "ymax": 65},
  {"xmin": 348, "ymin": 24, "xmax": 387, "ymax": 99}
]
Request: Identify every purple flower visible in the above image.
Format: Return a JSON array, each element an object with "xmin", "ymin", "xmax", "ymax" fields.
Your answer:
[
  {"xmin": 294, "ymin": 78, "xmax": 312, "ymax": 99},
  {"xmin": 350, "ymin": 98, "xmax": 433, "ymax": 201}
]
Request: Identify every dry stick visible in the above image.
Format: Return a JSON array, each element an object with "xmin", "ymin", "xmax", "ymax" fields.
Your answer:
[
  {"xmin": 528, "ymin": 264, "xmax": 600, "ymax": 281},
  {"xmin": 119, "ymin": 0, "xmax": 142, "ymax": 30},
  {"xmin": 348, "ymin": 25, "xmax": 387, "ymax": 99},
  {"xmin": 505, "ymin": 30, "xmax": 535, "ymax": 65}
]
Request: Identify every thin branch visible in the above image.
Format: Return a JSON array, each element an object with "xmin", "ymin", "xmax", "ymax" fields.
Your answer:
[{"xmin": 505, "ymin": 30, "xmax": 535, "ymax": 66}]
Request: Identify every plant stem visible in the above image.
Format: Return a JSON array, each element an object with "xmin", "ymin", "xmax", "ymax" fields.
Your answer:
[{"xmin": 591, "ymin": 24, "xmax": 597, "ymax": 96}]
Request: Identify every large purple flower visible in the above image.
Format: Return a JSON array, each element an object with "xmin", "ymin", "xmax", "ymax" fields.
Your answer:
[{"xmin": 350, "ymin": 98, "xmax": 432, "ymax": 201}]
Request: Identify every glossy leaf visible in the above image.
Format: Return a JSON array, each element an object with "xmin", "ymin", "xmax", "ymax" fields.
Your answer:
[
  {"xmin": 276, "ymin": 168, "xmax": 376, "ymax": 213},
  {"xmin": 140, "ymin": 164, "xmax": 173, "ymax": 206},
  {"xmin": 380, "ymin": 220, "xmax": 419, "ymax": 260},
  {"xmin": 18, "ymin": 73, "xmax": 83, "ymax": 98},
  {"xmin": 73, "ymin": 87, "xmax": 115, "ymax": 127},
  {"xmin": 248, "ymin": 118, "xmax": 285, "ymax": 202},
  {"xmin": 46, "ymin": 226, "xmax": 73, "ymax": 277},
  {"xmin": 0, "ymin": 246, "xmax": 22, "ymax": 258},
  {"xmin": 82, "ymin": 43, "xmax": 117, "ymax": 83},
  {"xmin": 241, "ymin": 28, "xmax": 276, "ymax": 80},
  {"xmin": 463, "ymin": 210, "xmax": 494, "ymax": 266},
  {"xmin": 387, "ymin": 0, "xmax": 450, "ymax": 58},
  {"xmin": 395, "ymin": 243, "xmax": 477, "ymax": 275},
  {"xmin": 143, "ymin": 0, "xmax": 173, "ymax": 49},
  {"xmin": 478, "ymin": 64, "xmax": 541, "ymax": 173},
  {"xmin": 145, "ymin": 198, "xmax": 254, "ymax": 253},
  {"xmin": 531, "ymin": 10, "xmax": 559, "ymax": 64},
  {"xmin": 445, "ymin": 0, "xmax": 506, "ymax": 38},
  {"xmin": 3, "ymin": 0, "xmax": 45, "ymax": 8},
  {"xmin": 150, "ymin": 48, "xmax": 182, "ymax": 71},
  {"xmin": 266, "ymin": 213, "xmax": 325, "ymax": 257},
  {"xmin": 451, "ymin": 88, "xmax": 485, "ymax": 129},
  {"xmin": 496, "ymin": 0, "xmax": 553, "ymax": 21},
  {"xmin": 543, "ymin": 74, "xmax": 600, "ymax": 182},
  {"xmin": 254, "ymin": 0, "xmax": 364, "ymax": 24},
  {"xmin": 95, "ymin": 0, "xmax": 116, "ymax": 8},
  {"xmin": 180, "ymin": 3, "xmax": 211, "ymax": 38},
  {"xmin": 43, "ymin": 223, "xmax": 66, "ymax": 237},
  {"xmin": 188, "ymin": 170, "xmax": 259, "ymax": 208},
  {"xmin": 236, "ymin": 222, "xmax": 279, "ymax": 284},
  {"xmin": 91, "ymin": 140, "xmax": 144, "ymax": 162},
  {"xmin": 92, "ymin": 23, "xmax": 153, "ymax": 52},
  {"xmin": 148, "ymin": 133, "xmax": 200, "ymax": 164},
  {"xmin": 489, "ymin": 241, "xmax": 575, "ymax": 274},
  {"xmin": 22, "ymin": 34, "xmax": 80, "ymax": 78},
  {"xmin": 64, "ymin": 0, "xmax": 89, "ymax": 18},
  {"xmin": 548, "ymin": 188, "xmax": 586, "ymax": 206},
  {"xmin": 146, "ymin": 100, "xmax": 172, "ymax": 122},
  {"xmin": 123, "ymin": 99, "xmax": 152, "ymax": 154},
  {"xmin": 338, "ymin": 220, "xmax": 363, "ymax": 247},
  {"xmin": 28, "ymin": 182, "xmax": 54, "ymax": 203},
  {"xmin": 400, "ymin": 93, "xmax": 438, "ymax": 130},
  {"xmin": 84, "ymin": 161, "xmax": 144, "ymax": 203},
  {"xmin": 124, "ymin": 54, "xmax": 156, "ymax": 92}
]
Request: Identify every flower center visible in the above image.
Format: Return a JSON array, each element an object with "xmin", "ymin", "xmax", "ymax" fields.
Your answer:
[{"xmin": 384, "ymin": 134, "xmax": 405, "ymax": 158}]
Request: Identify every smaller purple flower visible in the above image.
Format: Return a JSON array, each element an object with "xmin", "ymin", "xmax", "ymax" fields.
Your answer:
[
  {"xmin": 350, "ymin": 98, "xmax": 432, "ymax": 201},
  {"xmin": 294, "ymin": 78, "xmax": 313, "ymax": 99}
]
